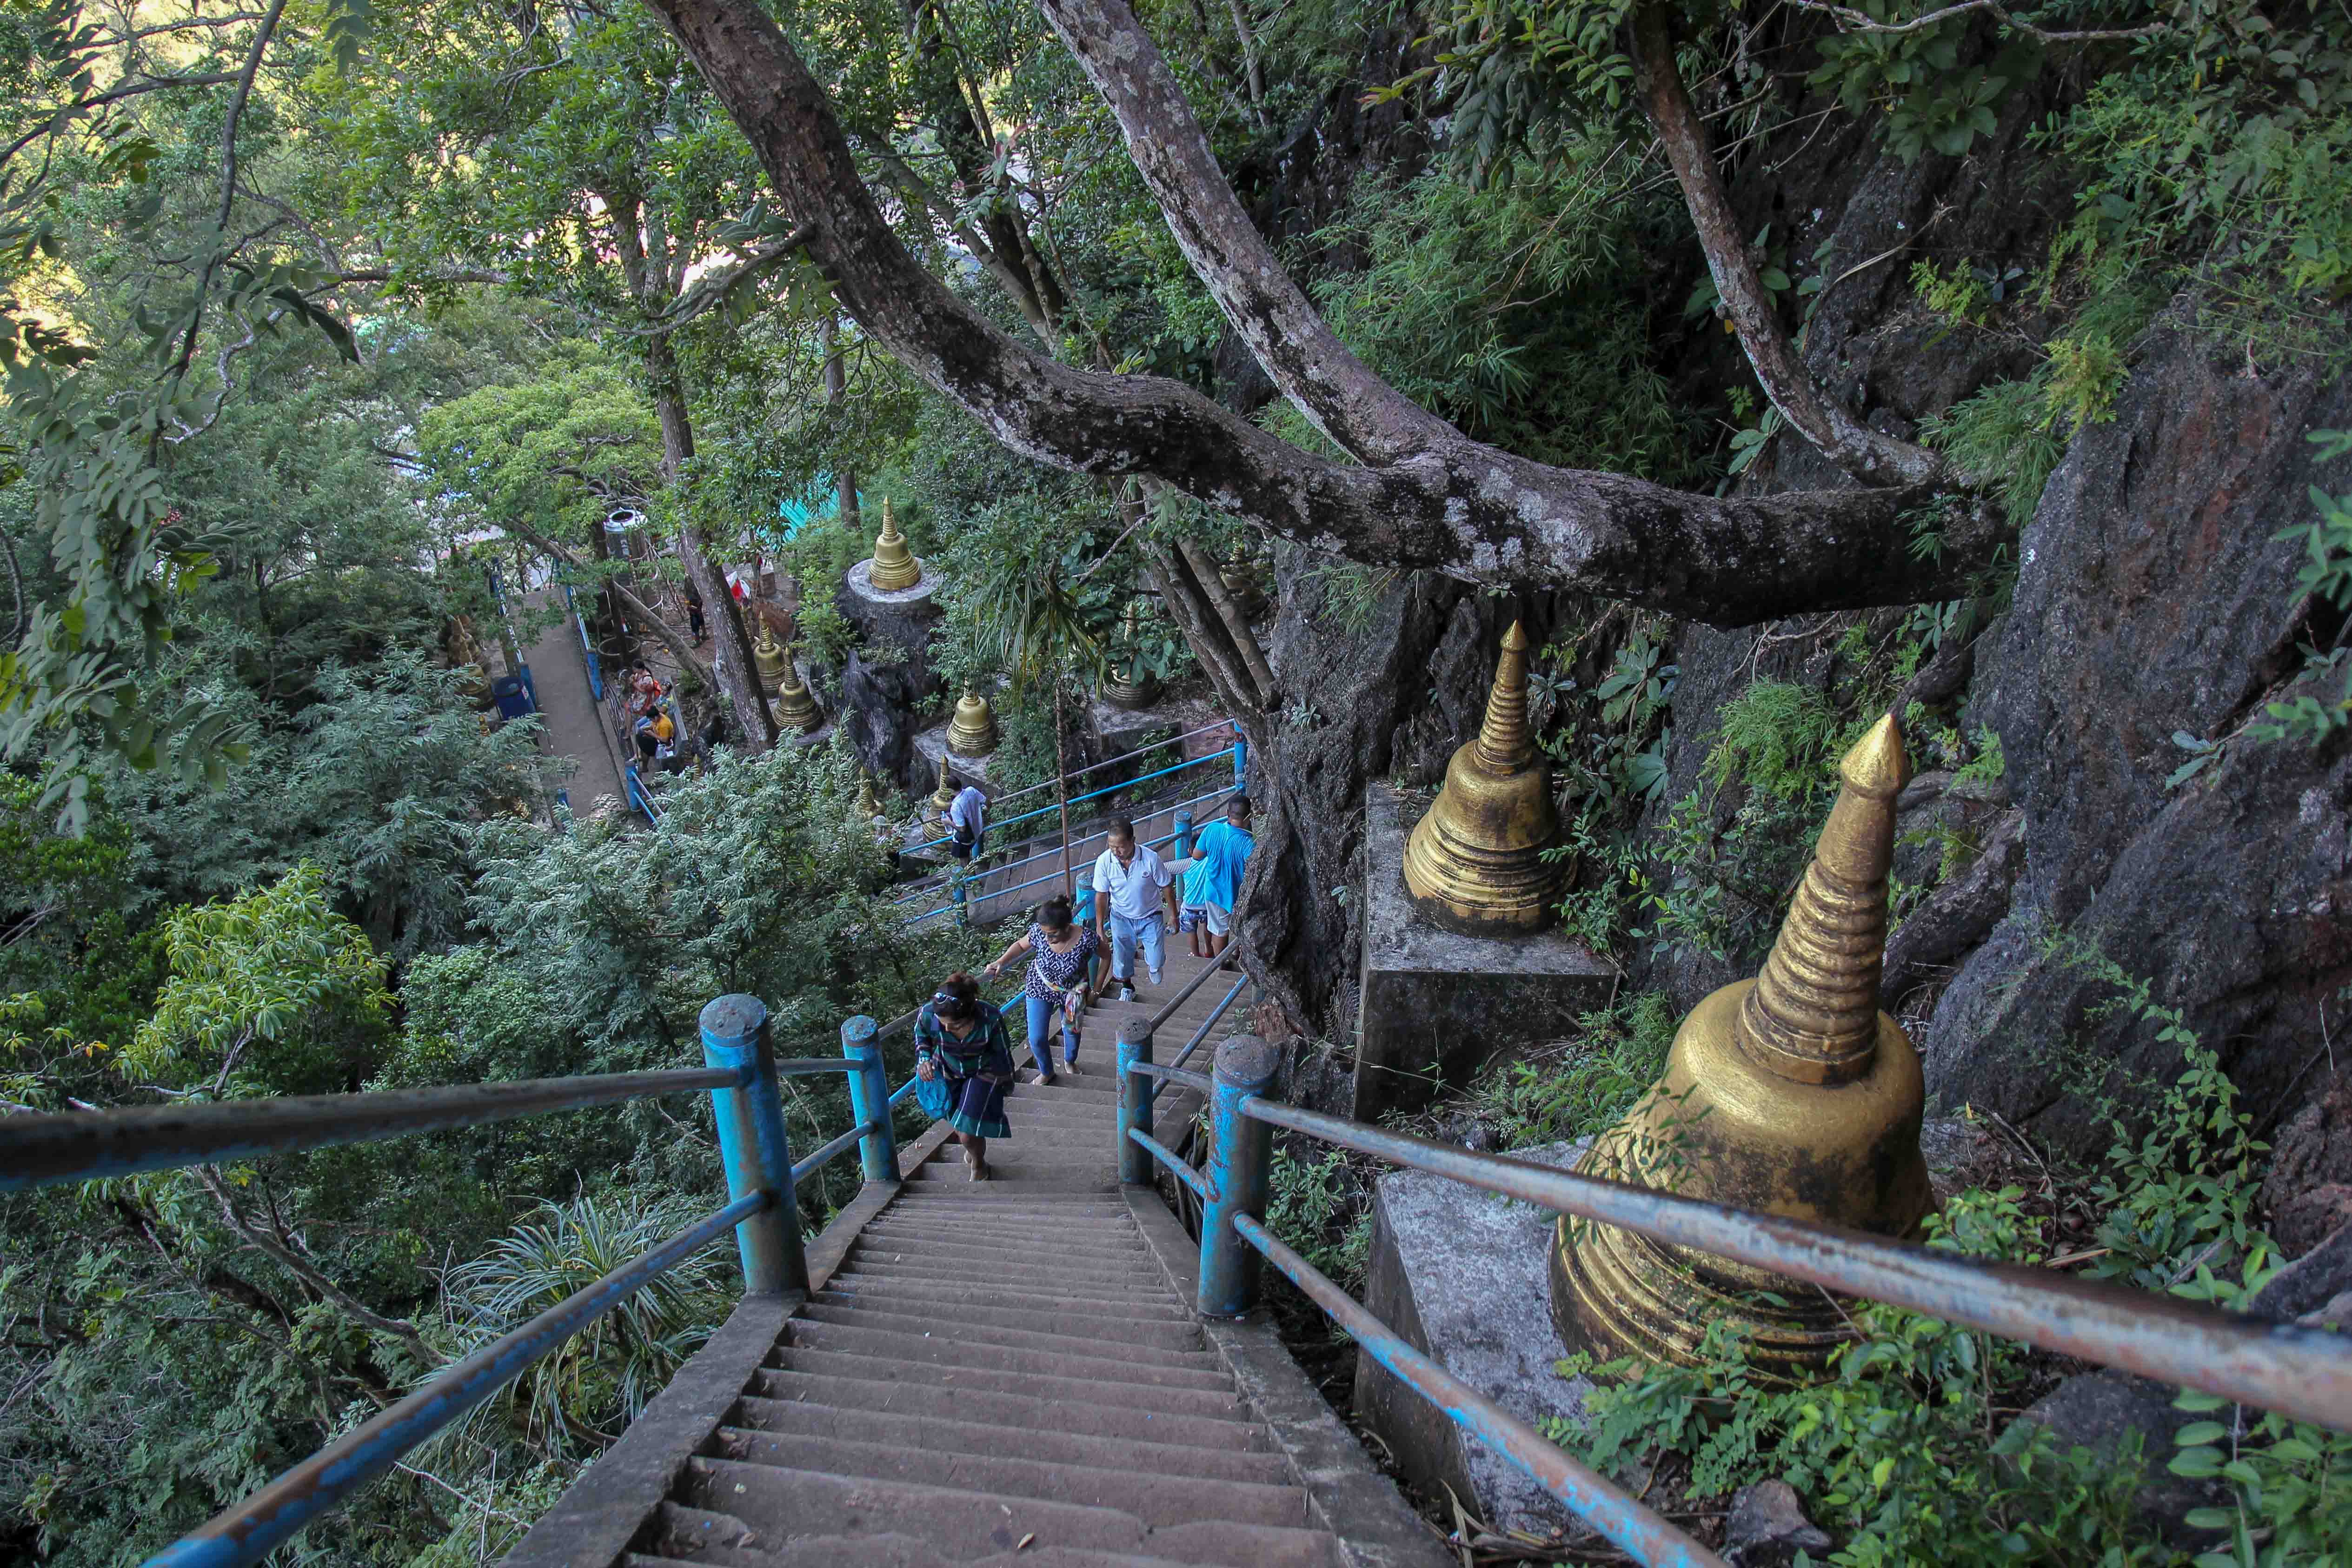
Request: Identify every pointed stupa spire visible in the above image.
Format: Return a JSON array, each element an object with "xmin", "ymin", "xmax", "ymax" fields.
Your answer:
[
  {"xmin": 1472, "ymin": 621, "xmax": 1535, "ymax": 771},
  {"xmin": 869, "ymin": 496, "xmax": 922, "ymax": 591},
  {"xmin": 1402, "ymin": 619, "xmax": 1563, "ymax": 935},
  {"xmin": 1734, "ymin": 711, "xmax": 1912, "ymax": 1085}
]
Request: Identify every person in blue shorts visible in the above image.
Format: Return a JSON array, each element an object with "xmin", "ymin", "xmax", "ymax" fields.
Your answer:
[{"xmin": 1169, "ymin": 796, "xmax": 1254, "ymax": 961}]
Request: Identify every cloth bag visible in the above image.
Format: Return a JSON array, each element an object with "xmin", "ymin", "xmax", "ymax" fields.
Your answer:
[{"xmin": 914, "ymin": 1067, "xmax": 954, "ymax": 1120}]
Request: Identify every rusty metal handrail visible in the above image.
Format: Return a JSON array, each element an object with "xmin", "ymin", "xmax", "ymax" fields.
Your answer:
[
  {"xmin": 1238, "ymin": 1097, "xmax": 2352, "ymax": 1434},
  {"xmin": 1231, "ymin": 1211, "xmax": 1724, "ymax": 1568},
  {"xmin": 0, "ymin": 1068, "xmax": 744, "ymax": 1192}
]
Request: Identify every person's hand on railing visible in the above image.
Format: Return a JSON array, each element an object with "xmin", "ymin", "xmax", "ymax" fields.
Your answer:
[{"xmin": 914, "ymin": 1057, "xmax": 938, "ymax": 1082}]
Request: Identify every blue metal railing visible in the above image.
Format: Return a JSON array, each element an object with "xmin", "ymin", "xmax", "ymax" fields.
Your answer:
[
  {"xmin": 1, "ymin": 991, "xmax": 933, "ymax": 1568},
  {"xmin": 905, "ymin": 781, "xmax": 1237, "ymax": 929},
  {"xmin": 1116, "ymin": 1033, "xmax": 2352, "ymax": 1568}
]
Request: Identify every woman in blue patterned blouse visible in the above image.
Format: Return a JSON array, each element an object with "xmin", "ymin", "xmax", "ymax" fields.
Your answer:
[
  {"xmin": 983, "ymin": 896, "xmax": 1099, "ymax": 1086},
  {"xmin": 911, "ymin": 972, "xmax": 1016, "ymax": 1181}
]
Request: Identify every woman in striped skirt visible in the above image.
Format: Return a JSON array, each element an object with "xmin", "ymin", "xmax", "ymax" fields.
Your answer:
[{"xmin": 911, "ymin": 972, "xmax": 1015, "ymax": 1181}]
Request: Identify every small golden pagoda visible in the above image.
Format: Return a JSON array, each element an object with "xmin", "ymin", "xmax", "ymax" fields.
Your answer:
[
  {"xmin": 770, "ymin": 656, "xmax": 822, "ymax": 734},
  {"xmin": 1103, "ymin": 602, "xmax": 1154, "ymax": 710},
  {"xmin": 929, "ymin": 755, "xmax": 959, "ymax": 822},
  {"xmin": 1402, "ymin": 622, "xmax": 1563, "ymax": 934},
  {"xmin": 1551, "ymin": 712, "xmax": 1931, "ymax": 1380},
  {"xmin": 868, "ymin": 497, "xmax": 922, "ymax": 592},
  {"xmin": 946, "ymin": 686, "xmax": 999, "ymax": 758},
  {"xmin": 855, "ymin": 775, "xmax": 882, "ymax": 822},
  {"xmin": 752, "ymin": 623, "xmax": 790, "ymax": 697}
]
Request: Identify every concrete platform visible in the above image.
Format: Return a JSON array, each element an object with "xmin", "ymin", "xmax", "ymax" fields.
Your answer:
[
  {"xmin": 1356, "ymin": 1137, "xmax": 1593, "ymax": 1538},
  {"xmin": 1352, "ymin": 784, "xmax": 1615, "ymax": 1121}
]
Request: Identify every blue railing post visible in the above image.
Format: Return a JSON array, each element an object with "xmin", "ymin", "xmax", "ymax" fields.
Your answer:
[
  {"xmin": 1116, "ymin": 1017, "xmax": 1155, "ymax": 1186},
  {"xmin": 1198, "ymin": 1034, "xmax": 1280, "ymax": 1317},
  {"xmin": 1074, "ymin": 881, "xmax": 1095, "ymax": 926},
  {"xmin": 699, "ymin": 995, "xmax": 808, "ymax": 1296},
  {"xmin": 840, "ymin": 1014, "xmax": 899, "ymax": 1184},
  {"xmin": 953, "ymin": 877, "xmax": 969, "ymax": 927},
  {"xmin": 1233, "ymin": 736, "xmax": 1247, "ymax": 792},
  {"xmin": 1173, "ymin": 810, "xmax": 1194, "ymax": 861}
]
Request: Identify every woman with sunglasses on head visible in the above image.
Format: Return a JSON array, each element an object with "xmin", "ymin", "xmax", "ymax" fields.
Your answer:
[
  {"xmin": 911, "ymin": 972, "xmax": 1016, "ymax": 1181},
  {"xmin": 982, "ymin": 896, "xmax": 1097, "ymax": 1086}
]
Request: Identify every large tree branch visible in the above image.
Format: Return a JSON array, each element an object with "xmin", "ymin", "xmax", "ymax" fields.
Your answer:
[
  {"xmin": 1630, "ymin": 4, "xmax": 1947, "ymax": 489},
  {"xmin": 637, "ymin": 0, "xmax": 1998, "ymax": 625},
  {"xmin": 1026, "ymin": 0, "xmax": 1455, "ymax": 466}
]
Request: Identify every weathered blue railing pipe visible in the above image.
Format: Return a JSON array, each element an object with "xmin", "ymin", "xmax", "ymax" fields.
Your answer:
[
  {"xmin": 1127, "ymin": 1060, "xmax": 1213, "ymax": 1096},
  {"xmin": 840, "ymin": 1015, "xmax": 900, "ymax": 1183},
  {"xmin": 147, "ymin": 1189, "xmax": 768, "ymax": 1568},
  {"xmin": 1236, "ymin": 1095, "xmax": 2352, "ymax": 1434},
  {"xmin": 1129, "ymin": 1127, "xmax": 1208, "ymax": 1201},
  {"xmin": 698, "ymin": 994, "xmax": 807, "ymax": 1295},
  {"xmin": 1152, "ymin": 973, "xmax": 1251, "ymax": 1106},
  {"xmin": 900, "ymin": 744, "xmax": 1235, "ymax": 858},
  {"xmin": 0, "ymin": 1068, "xmax": 741, "ymax": 1193},
  {"xmin": 1196, "ymin": 1036, "xmax": 1280, "ymax": 1318},
  {"xmin": 1231, "ymin": 1213, "xmax": 1723, "ymax": 1568},
  {"xmin": 790, "ymin": 1117, "xmax": 890, "ymax": 1183},
  {"xmin": 1116, "ymin": 1018, "xmax": 1154, "ymax": 1187}
]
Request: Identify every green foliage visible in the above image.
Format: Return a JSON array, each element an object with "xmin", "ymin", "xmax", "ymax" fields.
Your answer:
[
  {"xmin": 1921, "ymin": 378, "xmax": 2070, "ymax": 527},
  {"xmin": 2169, "ymin": 1388, "xmax": 2352, "ymax": 1568},
  {"xmin": 1305, "ymin": 561, "xmax": 1402, "ymax": 637},
  {"xmin": 1955, "ymin": 726, "xmax": 2007, "ymax": 789},
  {"xmin": 1809, "ymin": 5, "xmax": 2040, "ymax": 164},
  {"xmin": 1299, "ymin": 141, "xmax": 1705, "ymax": 481},
  {"xmin": 2250, "ymin": 430, "xmax": 2352, "ymax": 745},
  {"xmin": 1265, "ymin": 1146, "xmax": 1373, "ymax": 1293},
  {"xmin": 127, "ymin": 864, "xmax": 392, "ymax": 1098},
  {"xmin": 416, "ymin": 347, "xmax": 662, "ymax": 552},
  {"xmin": 442, "ymin": 1194, "xmax": 734, "ymax": 1452},
  {"xmin": 1701, "ymin": 680, "xmax": 1844, "ymax": 800},
  {"xmin": 1468, "ymin": 990, "xmax": 1678, "ymax": 1146}
]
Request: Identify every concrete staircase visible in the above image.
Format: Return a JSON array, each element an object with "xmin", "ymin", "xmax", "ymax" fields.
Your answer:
[{"xmin": 508, "ymin": 951, "xmax": 1445, "ymax": 1568}]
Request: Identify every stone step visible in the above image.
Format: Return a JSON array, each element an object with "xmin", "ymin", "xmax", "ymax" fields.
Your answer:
[
  {"xmin": 853, "ymin": 1221, "xmax": 1146, "ymax": 1257},
  {"xmin": 842, "ymin": 1237, "xmax": 1162, "ymax": 1286},
  {"xmin": 660, "ymin": 1465, "xmax": 1343, "ymax": 1567},
  {"xmin": 764, "ymin": 1348, "xmax": 1251, "ymax": 1422},
  {"xmin": 728, "ymin": 1395, "xmax": 1290, "ymax": 1483},
  {"xmin": 813, "ymin": 1275, "xmax": 1189, "ymax": 1324},
  {"xmin": 904, "ymin": 1168, "xmax": 1122, "ymax": 1193},
  {"xmin": 825, "ymin": 1257, "xmax": 1170, "ymax": 1298},
  {"xmin": 743, "ymin": 1369, "xmax": 1263, "ymax": 1449},
  {"xmin": 805, "ymin": 1293, "xmax": 1198, "ymax": 1350},
  {"xmin": 826, "ymin": 1263, "xmax": 1172, "ymax": 1308},
  {"xmin": 882, "ymin": 1194, "xmax": 1130, "ymax": 1221},
  {"xmin": 786, "ymin": 1318, "xmax": 1228, "ymax": 1389},
  {"xmin": 705, "ymin": 1428, "xmax": 1308, "ymax": 1528},
  {"xmin": 794, "ymin": 1302, "xmax": 1209, "ymax": 1364}
]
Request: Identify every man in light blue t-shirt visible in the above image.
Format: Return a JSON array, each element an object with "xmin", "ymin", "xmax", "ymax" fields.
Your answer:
[{"xmin": 1170, "ymin": 796, "xmax": 1253, "ymax": 961}]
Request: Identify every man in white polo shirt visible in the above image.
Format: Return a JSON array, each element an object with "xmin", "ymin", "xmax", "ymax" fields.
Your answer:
[{"xmin": 1091, "ymin": 817, "xmax": 1179, "ymax": 1000}]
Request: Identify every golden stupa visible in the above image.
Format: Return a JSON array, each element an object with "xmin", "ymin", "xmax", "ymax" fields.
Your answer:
[
  {"xmin": 752, "ymin": 623, "xmax": 789, "ymax": 697},
  {"xmin": 946, "ymin": 686, "xmax": 999, "ymax": 757},
  {"xmin": 854, "ymin": 775, "xmax": 882, "ymax": 822},
  {"xmin": 1550, "ymin": 712, "xmax": 1931, "ymax": 1379},
  {"xmin": 929, "ymin": 754, "xmax": 959, "ymax": 821},
  {"xmin": 868, "ymin": 497, "xmax": 922, "ymax": 592},
  {"xmin": 1402, "ymin": 622, "xmax": 1563, "ymax": 934},
  {"xmin": 1103, "ymin": 602, "xmax": 1154, "ymax": 710},
  {"xmin": 770, "ymin": 655, "xmax": 822, "ymax": 734}
]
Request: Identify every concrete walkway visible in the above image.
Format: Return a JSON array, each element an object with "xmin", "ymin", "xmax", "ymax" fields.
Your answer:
[{"xmin": 517, "ymin": 587, "xmax": 628, "ymax": 817}]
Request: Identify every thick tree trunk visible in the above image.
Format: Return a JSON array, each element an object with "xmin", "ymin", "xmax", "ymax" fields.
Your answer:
[
  {"xmin": 635, "ymin": 0, "xmax": 2001, "ymax": 625},
  {"xmin": 646, "ymin": 334, "xmax": 778, "ymax": 749}
]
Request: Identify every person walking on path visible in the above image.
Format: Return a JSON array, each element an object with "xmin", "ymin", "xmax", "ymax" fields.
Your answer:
[
  {"xmin": 1092, "ymin": 819, "xmax": 1178, "ymax": 1002},
  {"xmin": 949, "ymin": 781, "xmax": 987, "ymax": 862},
  {"xmin": 1169, "ymin": 795, "xmax": 1254, "ymax": 961},
  {"xmin": 911, "ymin": 972, "xmax": 1015, "ymax": 1181},
  {"xmin": 983, "ymin": 897, "xmax": 1098, "ymax": 1084},
  {"xmin": 683, "ymin": 581, "xmax": 706, "ymax": 645}
]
